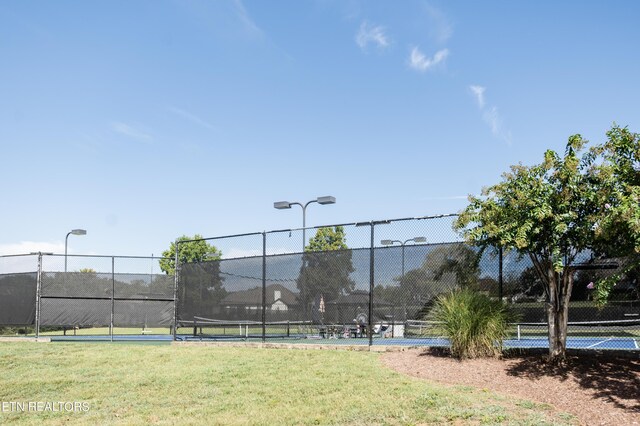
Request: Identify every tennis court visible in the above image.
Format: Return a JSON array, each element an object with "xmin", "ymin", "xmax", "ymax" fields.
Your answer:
[
  {"xmin": 45, "ymin": 334, "xmax": 638, "ymax": 350},
  {"xmin": 3, "ymin": 217, "xmax": 639, "ymax": 357},
  {"xmin": 44, "ymin": 318, "xmax": 640, "ymax": 351}
]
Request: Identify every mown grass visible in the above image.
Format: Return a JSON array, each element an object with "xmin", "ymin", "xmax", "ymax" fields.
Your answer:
[{"xmin": 0, "ymin": 343, "xmax": 576, "ymax": 425}]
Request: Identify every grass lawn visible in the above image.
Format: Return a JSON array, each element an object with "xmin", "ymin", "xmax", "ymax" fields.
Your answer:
[{"xmin": 0, "ymin": 343, "xmax": 575, "ymax": 425}]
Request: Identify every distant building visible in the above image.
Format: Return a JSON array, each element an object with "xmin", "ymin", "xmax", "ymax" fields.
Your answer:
[{"xmin": 221, "ymin": 284, "xmax": 298, "ymax": 312}]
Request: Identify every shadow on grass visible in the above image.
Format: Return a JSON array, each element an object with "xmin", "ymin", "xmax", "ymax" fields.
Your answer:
[{"xmin": 504, "ymin": 353, "xmax": 640, "ymax": 413}]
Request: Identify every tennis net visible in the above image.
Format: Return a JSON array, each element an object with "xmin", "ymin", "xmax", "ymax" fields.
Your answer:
[{"xmin": 177, "ymin": 317, "xmax": 315, "ymax": 340}]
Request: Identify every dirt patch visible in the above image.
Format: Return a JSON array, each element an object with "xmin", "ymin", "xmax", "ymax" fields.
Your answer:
[{"xmin": 381, "ymin": 348, "xmax": 640, "ymax": 425}]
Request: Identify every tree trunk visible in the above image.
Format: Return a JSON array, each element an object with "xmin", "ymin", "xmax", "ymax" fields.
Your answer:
[{"xmin": 545, "ymin": 267, "xmax": 574, "ymax": 363}]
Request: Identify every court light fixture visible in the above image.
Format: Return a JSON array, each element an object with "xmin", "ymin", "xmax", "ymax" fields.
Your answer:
[
  {"xmin": 316, "ymin": 196, "xmax": 336, "ymax": 205},
  {"xmin": 380, "ymin": 237, "xmax": 428, "ymax": 275},
  {"xmin": 65, "ymin": 229, "xmax": 87, "ymax": 273},
  {"xmin": 274, "ymin": 201, "xmax": 292, "ymax": 209},
  {"xmin": 273, "ymin": 196, "xmax": 336, "ymax": 250}
]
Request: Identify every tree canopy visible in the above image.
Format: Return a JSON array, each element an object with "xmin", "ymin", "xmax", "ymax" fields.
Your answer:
[
  {"xmin": 297, "ymin": 226, "xmax": 355, "ymax": 312},
  {"xmin": 455, "ymin": 125, "xmax": 640, "ymax": 361},
  {"xmin": 159, "ymin": 235, "xmax": 222, "ymax": 275},
  {"xmin": 592, "ymin": 126, "xmax": 640, "ymax": 255},
  {"xmin": 305, "ymin": 226, "xmax": 349, "ymax": 252},
  {"xmin": 159, "ymin": 235, "xmax": 226, "ymax": 320},
  {"xmin": 588, "ymin": 126, "xmax": 640, "ymax": 302}
]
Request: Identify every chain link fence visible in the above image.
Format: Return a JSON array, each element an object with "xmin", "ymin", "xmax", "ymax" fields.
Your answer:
[
  {"xmin": 1, "ymin": 215, "xmax": 639, "ymax": 349},
  {"xmin": 174, "ymin": 215, "xmax": 639, "ymax": 350},
  {"xmin": 0, "ymin": 253, "xmax": 173, "ymax": 338}
]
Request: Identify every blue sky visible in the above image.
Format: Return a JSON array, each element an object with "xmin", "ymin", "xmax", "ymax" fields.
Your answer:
[{"xmin": 2, "ymin": 0, "xmax": 639, "ymax": 259}]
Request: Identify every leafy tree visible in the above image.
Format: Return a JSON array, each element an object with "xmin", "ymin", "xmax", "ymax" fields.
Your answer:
[
  {"xmin": 178, "ymin": 261, "xmax": 227, "ymax": 319},
  {"xmin": 588, "ymin": 126, "xmax": 640, "ymax": 304},
  {"xmin": 296, "ymin": 226, "xmax": 355, "ymax": 316},
  {"xmin": 591, "ymin": 126, "xmax": 640, "ymax": 255},
  {"xmin": 306, "ymin": 226, "xmax": 349, "ymax": 251},
  {"xmin": 503, "ymin": 265, "xmax": 545, "ymax": 302},
  {"xmin": 159, "ymin": 235, "xmax": 222, "ymax": 275},
  {"xmin": 396, "ymin": 244, "xmax": 480, "ymax": 319},
  {"xmin": 398, "ymin": 267, "xmax": 438, "ymax": 304},
  {"xmin": 160, "ymin": 235, "xmax": 226, "ymax": 319},
  {"xmin": 455, "ymin": 126, "xmax": 640, "ymax": 362},
  {"xmin": 456, "ymin": 134, "xmax": 599, "ymax": 362},
  {"xmin": 373, "ymin": 284, "xmax": 404, "ymax": 306},
  {"xmin": 427, "ymin": 244, "xmax": 480, "ymax": 288}
]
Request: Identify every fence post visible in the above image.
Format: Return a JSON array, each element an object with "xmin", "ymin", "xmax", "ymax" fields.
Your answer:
[
  {"xmin": 35, "ymin": 252, "xmax": 42, "ymax": 339},
  {"xmin": 262, "ymin": 232, "xmax": 267, "ymax": 343},
  {"xmin": 172, "ymin": 240, "xmax": 180, "ymax": 341},
  {"xmin": 110, "ymin": 256, "xmax": 115, "ymax": 342},
  {"xmin": 498, "ymin": 247, "xmax": 503, "ymax": 301},
  {"xmin": 368, "ymin": 222, "xmax": 374, "ymax": 348}
]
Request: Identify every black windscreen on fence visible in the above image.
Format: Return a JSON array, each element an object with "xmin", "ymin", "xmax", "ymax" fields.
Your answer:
[
  {"xmin": 40, "ymin": 298, "xmax": 112, "ymax": 327},
  {"xmin": 2, "ymin": 216, "xmax": 638, "ymax": 349},
  {"xmin": 40, "ymin": 271, "xmax": 112, "ymax": 327},
  {"xmin": 177, "ymin": 258, "xmax": 248, "ymax": 323},
  {"xmin": 176, "ymin": 248, "xmax": 374, "ymax": 339},
  {"xmin": 0, "ymin": 272, "xmax": 37, "ymax": 325},
  {"xmin": 265, "ymin": 248, "xmax": 370, "ymax": 326},
  {"xmin": 113, "ymin": 273, "xmax": 174, "ymax": 327},
  {"xmin": 373, "ymin": 243, "xmax": 496, "ymax": 323},
  {"xmin": 36, "ymin": 256, "xmax": 174, "ymax": 328},
  {"xmin": 173, "ymin": 230, "xmax": 639, "ymax": 345}
]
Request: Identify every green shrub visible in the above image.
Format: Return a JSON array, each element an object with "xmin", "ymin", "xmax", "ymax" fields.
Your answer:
[{"xmin": 427, "ymin": 288, "xmax": 519, "ymax": 359}]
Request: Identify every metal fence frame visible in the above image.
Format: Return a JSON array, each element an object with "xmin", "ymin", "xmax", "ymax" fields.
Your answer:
[
  {"xmin": 0, "ymin": 253, "xmax": 174, "ymax": 340},
  {"xmin": 171, "ymin": 214, "xmax": 483, "ymax": 345},
  {"xmin": 1, "ymin": 213, "xmax": 638, "ymax": 350}
]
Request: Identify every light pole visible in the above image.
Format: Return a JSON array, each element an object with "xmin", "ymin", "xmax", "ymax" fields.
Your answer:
[
  {"xmin": 381, "ymin": 237, "xmax": 426, "ymax": 319},
  {"xmin": 65, "ymin": 229, "xmax": 87, "ymax": 273},
  {"xmin": 274, "ymin": 196, "xmax": 336, "ymax": 251},
  {"xmin": 381, "ymin": 237, "xmax": 427, "ymax": 278}
]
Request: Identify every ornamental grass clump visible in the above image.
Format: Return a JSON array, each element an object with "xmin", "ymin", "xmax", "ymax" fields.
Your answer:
[{"xmin": 427, "ymin": 288, "xmax": 519, "ymax": 359}]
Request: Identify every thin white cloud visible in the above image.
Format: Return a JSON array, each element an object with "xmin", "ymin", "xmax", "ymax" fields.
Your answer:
[
  {"xmin": 468, "ymin": 85, "xmax": 512, "ymax": 145},
  {"xmin": 232, "ymin": 0, "xmax": 263, "ymax": 39},
  {"xmin": 469, "ymin": 85, "xmax": 486, "ymax": 109},
  {"xmin": 168, "ymin": 106, "xmax": 216, "ymax": 130},
  {"xmin": 355, "ymin": 21, "xmax": 390, "ymax": 50},
  {"xmin": 424, "ymin": 3, "xmax": 453, "ymax": 44},
  {"xmin": 483, "ymin": 106, "xmax": 512, "ymax": 144},
  {"xmin": 111, "ymin": 122, "xmax": 153, "ymax": 142},
  {"xmin": 409, "ymin": 47, "xmax": 449, "ymax": 72}
]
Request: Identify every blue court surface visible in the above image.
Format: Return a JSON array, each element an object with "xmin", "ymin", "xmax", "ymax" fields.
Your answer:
[{"xmin": 46, "ymin": 334, "xmax": 639, "ymax": 350}]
